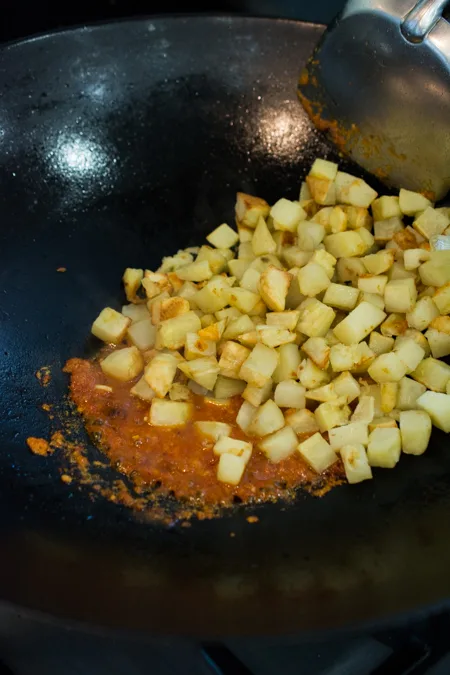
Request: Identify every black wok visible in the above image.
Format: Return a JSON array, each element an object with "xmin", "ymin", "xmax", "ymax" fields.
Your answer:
[{"xmin": 1, "ymin": 15, "xmax": 450, "ymax": 638}]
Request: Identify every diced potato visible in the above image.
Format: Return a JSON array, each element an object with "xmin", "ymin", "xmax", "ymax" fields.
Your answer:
[
  {"xmin": 282, "ymin": 246, "xmax": 312, "ymax": 269},
  {"xmin": 270, "ymin": 198, "xmax": 306, "ymax": 232},
  {"xmin": 297, "ymin": 222, "xmax": 325, "ymax": 251},
  {"xmin": 255, "ymin": 325, "xmax": 295, "ymax": 348},
  {"xmin": 360, "ymin": 292, "xmax": 385, "ymax": 311},
  {"xmin": 130, "ymin": 376, "xmax": 156, "ymax": 402},
  {"xmin": 417, "ymin": 391, "xmax": 450, "ymax": 432},
  {"xmin": 369, "ymin": 417, "xmax": 398, "ymax": 431},
  {"xmin": 178, "ymin": 356, "xmax": 219, "ymax": 391},
  {"xmin": 222, "ymin": 315, "xmax": 255, "ymax": 341},
  {"xmin": 325, "ymin": 231, "xmax": 366, "ymax": 258},
  {"xmin": 123, "ymin": 268, "xmax": 144, "ymax": 303},
  {"xmin": 333, "ymin": 371, "xmax": 361, "ymax": 402},
  {"xmin": 239, "ymin": 343, "xmax": 279, "ymax": 386},
  {"xmin": 240, "ymin": 267, "xmax": 261, "ymax": 294},
  {"xmin": 374, "ymin": 217, "xmax": 403, "ymax": 243},
  {"xmin": 194, "ymin": 277, "xmax": 230, "ymax": 313},
  {"xmin": 369, "ymin": 331, "xmax": 394, "ymax": 355},
  {"xmin": 235, "ymin": 192, "xmax": 270, "ymax": 228},
  {"xmin": 214, "ymin": 375, "xmax": 246, "ymax": 399},
  {"xmin": 357, "ymin": 228, "xmax": 375, "ymax": 255},
  {"xmin": 213, "ymin": 436, "xmax": 252, "ymax": 459},
  {"xmin": 125, "ymin": 317, "xmax": 156, "ymax": 351},
  {"xmin": 302, "ymin": 337, "xmax": 330, "ymax": 369},
  {"xmin": 252, "ymin": 217, "xmax": 277, "ymax": 256},
  {"xmin": 297, "ymin": 298, "xmax": 336, "ymax": 337},
  {"xmin": 309, "ymin": 158, "xmax": 338, "ymax": 181},
  {"xmin": 176, "ymin": 260, "xmax": 212, "ymax": 282},
  {"xmin": 177, "ymin": 280, "xmax": 198, "ymax": 304},
  {"xmin": 144, "ymin": 352, "xmax": 179, "ymax": 397},
  {"xmin": 403, "ymin": 248, "xmax": 430, "ymax": 270},
  {"xmin": 158, "ymin": 297, "xmax": 189, "ymax": 322},
  {"xmin": 335, "ymin": 171, "xmax": 377, "ymax": 208},
  {"xmin": 266, "ymin": 311, "xmax": 300, "ymax": 331},
  {"xmin": 248, "ymin": 298, "xmax": 267, "ymax": 317},
  {"xmin": 406, "ymin": 296, "xmax": 439, "ymax": 331},
  {"xmin": 341, "ymin": 444, "xmax": 373, "ymax": 484},
  {"xmin": 363, "ymin": 249, "xmax": 395, "ymax": 275},
  {"xmin": 328, "ymin": 422, "xmax": 369, "ymax": 450},
  {"xmin": 198, "ymin": 319, "xmax": 227, "ymax": 342},
  {"xmin": 195, "ymin": 421, "xmax": 232, "ymax": 441},
  {"xmin": 358, "ymin": 275, "xmax": 388, "ymax": 295},
  {"xmin": 350, "ymin": 342, "xmax": 376, "ymax": 373},
  {"xmin": 158, "ymin": 250, "xmax": 193, "ymax": 273},
  {"xmin": 329, "ymin": 344, "xmax": 360, "ymax": 372},
  {"xmin": 248, "ymin": 399, "xmax": 285, "ymax": 437},
  {"xmin": 274, "ymin": 380, "xmax": 306, "ymax": 408},
  {"xmin": 149, "ymin": 399, "xmax": 192, "ymax": 426},
  {"xmin": 310, "ymin": 249, "xmax": 337, "ymax": 279},
  {"xmin": 238, "ymin": 242, "xmax": 256, "ymax": 261},
  {"xmin": 394, "ymin": 338, "xmax": 425, "ymax": 373},
  {"xmin": 342, "ymin": 205, "xmax": 373, "ymax": 230},
  {"xmin": 297, "ymin": 433, "xmax": 338, "ymax": 473},
  {"xmin": 322, "ymin": 283, "xmax": 359, "ymax": 312},
  {"xmin": 217, "ymin": 453, "xmax": 247, "ymax": 486},
  {"xmin": 312, "ymin": 206, "xmax": 334, "ymax": 228},
  {"xmin": 419, "ymin": 251, "xmax": 450, "ymax": 287},
  {"xmin": 336, "ymin": 257, "xmax": 366, "ymax": 285},
  {"xmin": 224, "ymin": 287, "xmax": 260, "ymax": 314},
  {"xmin": 380, "ymin": 313, "xmax": 408, "ymax": 337},
  {"xmin": 380, "ymin": 383, "xmax": 397, "ymax": 414},
  {"xmin": 399, "ymin": 188, "xmax": 431, "ymax": 216},
  {"xmin": 100, "ymin": 346, "xmax": 144, "ymax": 382},
  {"xmin": 298, "ymin": 262, "xmax": 331, "ymax": 297},
  {"xmin": 399, "ymin": 410, "xmax": 432, "ymax": 455},
  {"xmin": 298, "ymin": 358, "xmax": 330, "ymax": 389},
  {"xmin": 228, "ymin": 258, "xmax": 250, "ymax": 281},
  {"xmin": 122, "ymin": 304, "xmax": 150, "ymax": 323},
  {"xmin": 158, "ymin": 311, "xmax": 201, "ymax": 350},
  {"xmin": 413, "ymin": 207, "xmax": 449, "ymax": 240},
  {"xmin": 352, "ymin": 396, "xmax": 375, "ymax": 423},
  {"xmin": 367, "ymin": 352, "xmax": 407, "ymax": 383},
  {"xmin": 285, "ymin": 408, "xmax": 319, "ymax": 436},
  {"xmin": 306, "ymin": 175, "xmax": 336, "ymax": 206},
  {"xmin": 92, "ymin": 307, "xmax": 131, "ymax": 344},
  {"xmin": 250, "ymin": 254, "xmax": 284, "ymax": 273},
  {"xmin": 367, "ymin": 427, "xmax": 401, "ymax": 468},
  {"xmin": 272, "ymin": 343, "xmax": 301, "ymax": 383},
  {"xmin": 372, "ymin": 196, "xmax": 401, "ymax": 221},
  {"xmin": 384, "ymin": 278, "xmax": 417, "ymax": 313},
  {"xmin": 259, "ymin": 265, "xmax": 291, "ymax": 312},
  {"xmin": 236, "ymin": 400, "xmax": 257, "ymax": 434},
  {"xmin": 169, "ymin": 382, "xmax": 191, "ymax": 401},
  {"xmin": 184, "ymin": 332, "xmax": 216, "ymax": 360},
  {"xmin": 396, "ymin": 376, "xmax": 426, "ymax": 410},
  {"xmin": 218, "ymin": 341, "xmax": 251, "ymax": 378},
  {"xmin": 411, "ymin": 357, "xmax": 450, "ymax": 392},
  {"xmin": 329, "ymin": 205, "xmax": 348, "ymax": 233},
  {"xmin": 426, "ymin": 327, "xmax": 450, "ymax": 358},
  {"xmin": 207, "ymin": 223, "xmax": 239, "ymax": 249},
  {"xmin": 200, "ymin": 314, "xmax": 215, "ymax": 328},
  {"xmin": 259, "ymin": 425, "xmax": 298, "ymax": 462},
  {"xmin": 433, "ymin": 283, "xmax": 450, "ymax": 314},
  {"xmin": 315, "ymin": 401, "xmax": 350, "ymax": 432},
  {"xmin": 333, "ymin": 302, "xmax": 386, "ymax": 345},
  {"xmin": 242, "ymin": 378, "xmax": 273, "ymax": 407}
]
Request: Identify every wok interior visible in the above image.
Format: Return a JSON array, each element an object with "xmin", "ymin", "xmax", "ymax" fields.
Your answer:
[{"xmin": 0, "ymin": 17, "xmax": 449, "ymax": 635}]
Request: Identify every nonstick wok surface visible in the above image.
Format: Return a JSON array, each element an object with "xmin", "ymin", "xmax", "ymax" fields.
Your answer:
[{"xmin": 0, "ymin": 16, "xmax": 450, "ymax": 637}]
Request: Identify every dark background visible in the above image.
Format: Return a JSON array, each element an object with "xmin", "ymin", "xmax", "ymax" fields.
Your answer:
[{"xmin": 1, "ymin": 0, "xmax": 345, "ymax": 42}]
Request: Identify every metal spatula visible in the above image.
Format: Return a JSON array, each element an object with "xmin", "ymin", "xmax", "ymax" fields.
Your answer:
[{"xmin": 298, "ymin": 0, "xmax": 450, "ymax": 199}]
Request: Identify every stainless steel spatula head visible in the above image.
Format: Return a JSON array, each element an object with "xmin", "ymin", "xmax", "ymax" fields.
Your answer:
[{"xmin": 299, "ymin": 0, "xmax": 450, "ymax": 199}]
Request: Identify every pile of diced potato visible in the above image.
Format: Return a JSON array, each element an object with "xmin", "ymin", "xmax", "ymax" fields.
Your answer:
[{"xmin": 91, "ymin": 157, "xmax": 450, "ymax": 489}]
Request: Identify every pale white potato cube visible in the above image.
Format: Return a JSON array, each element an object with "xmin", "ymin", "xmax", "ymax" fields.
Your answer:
[
  {"xmin": 235, "ymin": 192, "xmax": 270, "ymax": 228},
  {"xmin": 413, "ymin": 206, "xmax": 449, "ymax": 240},
  {"xmin": 299, "ymin": 180, "xmax": 312, "ymax": 200},
  {"xmin": 214, "ymin": 375, "xmax": 246, "ymax": 399},
  {"xmin": 393, "ymin": 338, "xmax": 425, "ymax": 373},
  {"xmin": 195, "ymin": 246, "xmax": 228, "ymax": 274},
  {"xmin": 144, "ymin": 352, "xmax": 179, "ymax": 397},
  {"xmin": 358, "ymin": 275, "xmax": 388, "ymax": 295},
  {"xmin": 298, "ymin": 358, "xmax": 330, "ymax": 389},
  {"xmin": 369, "ymin": 332, "xmax": 394, "ymax": 355},
  {"xmin": 178, "ymin": 356, "xmax": 219, "ymax": 391},
  {"xmin": 228, "ymin": 258, "xmax": 250, "ymax": 281},
  {"xmin": 310, "ymin": 249, "xmax": 336, "ymax": 279},
  {"xmin": 305, "ymin": 383, "xmax": 337, "ymax": 402},
  {"xmin": 238, "ymin": 242, "xmax": 256, "ymax": 260},
  {"xmin": 185, "ymin": 332, "xmax": 216, "ymax": 360},
  {"xmin": 309, "ymin": 157, "xmax": 338, "ymax": 181},
  {"xmin": 122, "ymin": 304, "xmax": 150, "ymax": 323},
  {"xmin": 352, "ymin": 396, "xmax": 375, "ymax": 423},
  {"xmin": 363, "ymin": 249, "xmax": 395, "ymax": 275},
  {"xmin": 259, "ymin": 426, "xmax": 298, "ymax": 463},
  {"xmin": 333, "ymin": 371, "xmax": 361, "ymax": 402},
  {"xmin": 359, "ymin": 292, "xmax": 385, "ymax": 311},
  {"xmin": 417, "ymin": 391, "xmax": 450, "ymax": 432},
  {"xmin": 315, "ymin": 401, "xmax": 350, "ymax": 432},
  {"xmin": 384, "ymin": 278, "xmax": 417, "ymax": 313},
  {"xmin": 272, "ymin": 343, "xmax": 302, "ymax": 383},
  {"xmin": 282, "ymin": 246, "xmax": 313, "ymax": 269},
  {"xmin": 298, "ymin": 262, "xmax": 331, "ymax": 297},
  {"xmin": 298, "ymin": 433, "xmax": 338, "ymax": 473},
  {"xmin": 149, "ymin": 399, "xmax": 193, "ymax": 426},
  {"xmin": 218, "ymin": 341, "xmax": 251, "ymax": 378},
  {"xmin": 266, "ymin": 310, "xmax": 300, "ymax": 331},
  {"xmin": 92, "ymin": 307, "xmax": 131, "ymax": 344},
  {"xmin": 374, "ymin": 217, "xmax": 403, "ymax": 243},
  {"xmin": 327, "ymin": 205, "xmax": 348, "ymax": 233},
  {"xmin": 236, "ymin": 400, "xmax": 257, "ymax": 433},
  {"xmin": 237, "ymin": 330, "xmax": 259, "ymax": 348},
  {"xmin": 403, "ymin": 248, "xmax": 431, "ymax": 270},
  {"xmin": 217, "ymin": 453, "xmax": 247, "ymax": 486},
  {"xmin": 195, "ymin": 421, "xmax": 232, "ymax": 441},
  {"xmin": 285, "ymin": 408, "xmax": 319, "ymax": 436},
  {"xmin": 270, "ymin": 198, "xmax": 306, "ymax": 232},
  {"xmin": 323, "ymin": 283, "xmax": 359, "ymax": 311},
  {"xmin": 419, "ymin": 251, "xmax": 450, "ymax": 287},
  {"xmin": 399, "ymin": 188, "xmax": 431, "ymax": 216},
  {"xmin": 328, "ymin": 422, "xmax": 369, "ymax": 450},
  {"xmin": 169, "ymin": 383, "xmax": 191, "ymax": 402},
  {"xmin": 130, "ymin": 376, "xmax": 156, "ymax": 402},
  {"xmin": 406, "ymin": 296, "xmax": 439, "ymax": 331},
  {"xmin": 297, "ymin": 298, "xmax": 336, "ymax": 337},
  {"xmin": 158, "ymin": 250, "xmax": 193, "ymax": 273},
  {"xmin": 225, "ymin": 287, "xmax": 260, "ymax": 314},
  {"xmin": 176, "ymin": 260, "xmax": 213, "ymax": 282},
  {"xmin": 350, "ymin": 342, "xmax": 376, "ymax": 373},
  {"xmin": 297, "ymin": 222, "xmax": 325, "ymax": 251},
  {"xmin": 312, "ymin": 206, "xmax": 334, "ymax": 228},
  {"xmin": 324, "ymin": 231, "xmax": 366, "ymax": 258},
  {"xmin": 306, "ymin": 175, "xmax": 336, "ymax": 205},
  {"xmin": 127, "ymin": 318, "xmax": 157, "ymax": 351},
  {"xmin": 399, "ymin": 411, "xmax": 432, "ymax": 455},
  {"xmin": 411, "ymin": 357, "xmax": 450, "ymax": 392},
  {"xmin": 302, "ymin": 337, "xmax": 330, "ymax": 369},
  {"xmin": 368, "ymin": 352, "xmax": 407, "ymax": 383},
  {"xmin": 336, "ymin": 257, "xmax": 366, "ymax": 285},
  {"xmin": 333, "ymin": 302, "xmax": 386, "ymax": 345},
  {"xmin": 239, "ymin": 267, "xmax": 261, "ymax": 294},
  {"xmin": 248, "ymin": 399, "xmax": 285, "ymax": 437},
  {"xmin": 335, "ymin": 172, "xmax": 377, "ymax": 208},
  {"xmin": 367, "ymin": 427, "xmax": 401, "ymax": 468},
  {"xmin": 251, "ymin": 217, "xmax": 277, "ymax": 256},
  {"xmin": 329, "ymin": 344, "xmax": 356, "ymax": 372},
  {"xmin": 100, "ymin": 346, "xmax": 144, "ymax": 382},
  {"xmin": 255, "ymin": 325, "xmax": 296, "ymax": 348},
  {"xmin": 433, "ymin": 283, "xmax": 450, "ymax": 314},
  {"xmin": 341, "ymin": 444, "xmax": 373, "ymax": 484},
  {"xmin": 380, "ymin": 382, "xmax": 398, "ymax": 413},
  {"xmin": 380, "ymin": 313, "xmax": 408, "ymax": 337},
  {"xmin": 194, "ymin": 277, "xmax": 230, "ymax": 313},
  {"xmin": 158, "ymin": 311, "xmax": 202, "ymax": 350},
  {"xmin": 242, "ymin": 378, "xmax": 273, "ymax": 407},
  {"xmin": 274, "ymin": 380, "xmax": 306, "ymax": 408},
  {"xmin": 213, "ymin": 436, "xmax": 252, "ymax": 459},
  {"xmin": 222, "ymin": 315, "xmax": 256, "ymax": 341},
  {"xmin": 122, "ymin": 268, "xmax": 144, "ymax": 303},
  {"xmin": 396, "ymin": 376, "xmax": 426, "ymax": 410},
  {"xmin": 206, "ymin": 223, "xmax": 239, "ymax": 249},
  {"xmin": 239, "ymin": 343, "xmax": 279, "ymax": 386},
  {"xmin": 357, "ymin": 228, "xmax": 375, "ymax": 254},
  {"xmin": 372, "ymin": 196, "xmax": 401, "ymax": 221},
  {"xmin": 259, "ymin": 265, "xmax": 291, "ymax": 312},
  {"xmin": 426, "ymin": 327, "xmax": 450, "ymax": 358}
]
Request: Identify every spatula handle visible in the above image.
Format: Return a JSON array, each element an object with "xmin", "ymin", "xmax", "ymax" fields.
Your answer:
[{"xmin": 401, "ymin": 0, "xmax": 448, "ymax": 42}]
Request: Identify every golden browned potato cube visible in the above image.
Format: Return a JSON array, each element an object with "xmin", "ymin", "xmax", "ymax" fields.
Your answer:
[
  {"xmin": 373, "ymin": 217, "xmax": 403, "ymax": 243},
  {"xmin": 195, "ymin": 246, "xmax": 228, "ymax": 274},
  {"xmin": 149, "ymin": 399, "xmax": 193, "ymax": 426},
  {"xmin": 144, "ymin": 352, "xmax": 179, "ymax": 397},
  {"xmin": 302, "ymin": 337, "xmax": 330, "ymax": 370},
  {"xmin": 380, "ymin": 313, "xmax": 408, "ymax": 337},
  {"xmin": 363, "ymin": 249, "xmax": 395, "ymax": 275},
  {"xmin": 251, "ymin": 217, "xmax": 277, "ymax": 256},
  {"xmin": 399, "ymin": 410, "xmax": 432, "ymax": 455},
  {"xmin": 184, "ymin": 332, "xmax": 216, "ymax": 360},
  {"xmin": 198, "ymin": 319, "xmax": 227, "ymax": 342},
  {"xmin": 298, "ymin": 358, "xmax": 330, "ymax": 389},
  {"xmin": 306, "ymin": 175, "xmax": 336, "ymax": 206},
  {"xmin": 297, "ymin": 432, "xmax": 338, "ymax": 473},
  {"xmin": 259, "ymin": 265, "xmax": 291, "ymax": 312},
  {"xmin": 92, "ymin": 307, "xmax": 131, "ymax": 344},
  {"xmin": 100, "ymin": 346, "xmax": 144, "ymax": 382},
  {"xmin": 259, "ymin": 426, "xmax": 298, "ymax": 463},
  {"xmin": 371, "ymin": 196, "xmax": 401, "ymax": 221},
  {"xmin": 235, "ymin": 192, "xmax": 270, "ymax": 228},
  {"xmin": 266, "ymin": 310, "xmax": 300, "ymax": 331},
  {"xmin": 358, "ymin": 275, "xmax": 388, "ymax": 295},
  {"xmin": 158, "ymin": 311, "xmax": 202, "ymax": 350},
  {"xmin": 380, "ymin": 383, "xmax": 397, "ymax": 414},
  {"xmin": 255, "ymin": 325, "xmax": 296, "ymax": 348},
  {"xmin": 336, "ymin": 257, "xmax": 366, "ymax": 285},
  {"xmin": 297, "ymin": 298, "xmax": 336, "ymax": 338},
  {"xmin": 123, "ymin": 268, "xmax": 144, "ymax": 303},
  {"xmin": 309, "ymin": 157, "xmax": 338, "ymax": 180}
]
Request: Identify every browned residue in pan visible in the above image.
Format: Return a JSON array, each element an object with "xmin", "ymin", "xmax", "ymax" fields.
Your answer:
[{"xmin": 35, "ymin": 366, "xmax": 52, "ymax": 387}]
